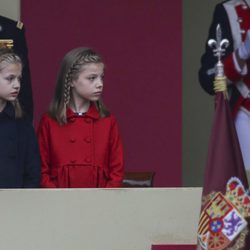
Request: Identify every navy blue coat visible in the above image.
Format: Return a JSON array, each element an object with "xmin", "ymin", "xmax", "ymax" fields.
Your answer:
[
  {"xmin": 0, "ymin": 15, "xmax": 33, "ymax": 120},
  {"xmin": 0, "ymin": 103, "xmax": 40, "ymax": 188}
]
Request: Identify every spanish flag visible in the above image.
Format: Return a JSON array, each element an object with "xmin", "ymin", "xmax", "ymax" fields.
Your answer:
[{"xmin": 197, "ymin": 77, "xmax": 250, "ymax": 250}]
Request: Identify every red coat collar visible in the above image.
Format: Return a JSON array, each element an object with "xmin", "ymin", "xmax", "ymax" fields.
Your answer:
[{"xmin": 66, "ymin": 102, "xmax": 100, "ymax": 120}]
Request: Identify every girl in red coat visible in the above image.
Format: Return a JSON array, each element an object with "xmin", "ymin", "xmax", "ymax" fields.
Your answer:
[{"xmin": 37, "ymin": 47, "xmax": 124, "ymax": 188}]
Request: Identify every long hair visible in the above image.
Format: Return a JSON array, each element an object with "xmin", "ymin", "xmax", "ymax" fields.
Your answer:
[
  {"xmin": 49, "ymin": 47, "xmax": 110, "ymax": 124},
  {"xmin": 0, "ymin": 48, "xmax": 23, "ymax": 118}
]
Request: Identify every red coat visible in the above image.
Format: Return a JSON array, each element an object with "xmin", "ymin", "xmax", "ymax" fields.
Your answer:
[{"xmin": 37, "ymin": 103, "xmax": 124, "ymax": 188}]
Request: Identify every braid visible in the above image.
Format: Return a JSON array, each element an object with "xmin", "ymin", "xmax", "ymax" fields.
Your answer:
[{"xmin": 64, "ymin": 70, "xmax": 71, "ymax": 105}]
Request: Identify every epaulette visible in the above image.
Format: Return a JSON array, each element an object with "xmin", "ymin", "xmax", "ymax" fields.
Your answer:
[
  {"xmin": 16, "ymin": 21, "xmax": 23, "ymax": 30},
  {"xmin": 0, "ymin": 39, "xmax": 14, "ymax": 49}
]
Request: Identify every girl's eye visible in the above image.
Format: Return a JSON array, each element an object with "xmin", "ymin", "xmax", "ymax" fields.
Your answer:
[
  {"xmin": 88, "ymin": 76, "xmax": 96, "ymax": 81},
  {"xmin": 6, "ymin": 76, "xmax": 15, "ymax": 82}
]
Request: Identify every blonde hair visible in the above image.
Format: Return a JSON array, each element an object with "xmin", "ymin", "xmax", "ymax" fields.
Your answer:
[
  {"xmin": 0, "ymin": 48, "xmax": 23, "ymax": 118},
  {"xmin": 49, "ymin": 47, "xmax": 110, "ymax": 124}
]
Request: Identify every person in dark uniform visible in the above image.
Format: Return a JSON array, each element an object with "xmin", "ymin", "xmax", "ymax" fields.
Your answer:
[
  {"xmin": 199, "ymin": 0, "xmax": 250, "ymax": 181},
  {"xmin": 0, "ymin": 15, "xmax": 33, "ymax": 120}
]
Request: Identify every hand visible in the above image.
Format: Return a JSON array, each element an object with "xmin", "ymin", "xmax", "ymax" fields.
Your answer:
[{"xmin": 238, "ymin": 30, "xmax": 250, "ymax": 60}]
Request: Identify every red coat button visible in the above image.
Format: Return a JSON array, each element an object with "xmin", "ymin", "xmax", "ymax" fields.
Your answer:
[
  {"xmin": 70, "ymin": 159, "xmax": 76, "ymax": 164},
  {"xmin": 70, "ymin": 138, "xmax": 76, "ymax": 143}
]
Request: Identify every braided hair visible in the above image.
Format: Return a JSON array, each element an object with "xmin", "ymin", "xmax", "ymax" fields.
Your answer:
[
  {"xmin": 0, "ymin": 48, "xmax": 23, "ymax": 118},
  {"xmin": 49, "ymin": 47, "xmax": 109, "ymax": 124}
]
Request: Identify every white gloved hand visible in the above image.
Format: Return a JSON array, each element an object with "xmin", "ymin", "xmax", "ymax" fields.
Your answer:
[{"xmin": 238, "ymin": 30, "xmax": 250, "ymax": 60}]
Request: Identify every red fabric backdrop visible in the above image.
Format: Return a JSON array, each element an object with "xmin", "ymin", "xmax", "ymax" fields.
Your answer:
[{"xmin": 21, "ymin": 0, "xmax": 182, "ymax": 187}]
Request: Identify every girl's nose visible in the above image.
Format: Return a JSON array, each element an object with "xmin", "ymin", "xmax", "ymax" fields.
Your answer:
[
  {"xmin": 13, "ymin": 78, "xmax": 21, "ymax": 89},
  {"xmin": 97, "ymin": 78, "xmax": 103, "ymax": 88}
]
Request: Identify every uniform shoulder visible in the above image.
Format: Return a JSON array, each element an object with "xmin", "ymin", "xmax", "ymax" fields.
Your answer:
[
  {"xmin": 0, "ymin": 16, "xmax": 24, "ymax": 32},
  {"xmin": 211, "ymin": 1, "xmax": 232, "ymax": 21},
  {"xmin": 0, "ymin": 15, "xmax": 23, "ymax": 29},
  {"xmin": 221, "ymin": 0, "xmax": 242, "ymax": 7},
  {"xmin": 0, "ymin": 15, "xmax": 16, "ymax": 24}
]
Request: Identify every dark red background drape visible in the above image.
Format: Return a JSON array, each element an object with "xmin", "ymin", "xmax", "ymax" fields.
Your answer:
[{"xmin": 21, "ymin": 0, "xmax": 182, "ymax": 187}]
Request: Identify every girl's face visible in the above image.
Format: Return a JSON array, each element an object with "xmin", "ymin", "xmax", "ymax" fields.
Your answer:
[
  {"xmin": 0, "ymin": 62, "xmax": 22, "ymax": 105},
  {"xmin": 70, "ymin": 62, "xmax": 104, "ymax": 103}
]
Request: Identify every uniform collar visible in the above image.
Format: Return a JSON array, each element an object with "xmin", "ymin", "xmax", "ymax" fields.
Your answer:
[
  {"xmin": 0, "ymin": 102, "xmax": 15, "ymax": 119},
  {"xmin": 66, "ymin": 102, "xmax": 100, "ymax": 120}
]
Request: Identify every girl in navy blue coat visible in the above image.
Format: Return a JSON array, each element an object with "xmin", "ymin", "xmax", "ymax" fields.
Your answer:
[{"xmin": 0, "ymin": 47, "xmax": 40, "ymax": 188}]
